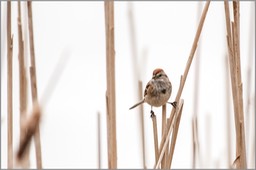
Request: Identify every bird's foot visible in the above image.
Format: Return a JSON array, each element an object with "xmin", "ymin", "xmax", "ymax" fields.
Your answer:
[
  {"xmin": 168, "ymin": 101, "xmax": 177, "ymax": 109},
  {"xmin": 150, "ymin": 110, "xmax": 155, "ymax": 118}
]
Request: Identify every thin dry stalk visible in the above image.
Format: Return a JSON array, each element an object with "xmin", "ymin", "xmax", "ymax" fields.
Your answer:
[
  {"xmin": 192, "ymin": 117, "xmax": 200, "ymax": 168},
  {"xmin": 166, "ymin": 101, "xmax": 184, "ymax": 169},
  {"xmin": 152, "ymin": 115, "xmax": 159, "ymax": 164},
  {"xmin": 104, "ymin": 0, "xmax": 117, "ymax": 168},
  {"xmin": 128, "ymin": 4, "xmax": 147, "ymax": 168},
  {"xmin": 97, "ymin": 112, "xmax": 101, "ymax": 169},
  {"xmin": 27, "ymin": 1, "xmax": 42, "ymax": 168},
  {"xmin": 16, "ymin": 102, "xmax": 41, "ymax": 163},
  {"xmin": 165, "ymin": 117, "xmax": 171, "ymax": 167},
  {"xmin": 233, "ymin": 1, "xmax": 247, "ymax": 167},
  {"xmin": 156, "ymin": 1, "xmax": 210, "ymax": 167},
  {"xmin": 18, "ymin": 0, "xmax": 30, "ymax": 167},
  {"xmin": 7, "ymin": 0, "xmax": 13, "ymax": 168},
  {"xmin": 192, "ymin": 3, "xmax": 202, "ymax": 168},
  {"xmin": 192, "ymin": 119, "xmax": 196, "ymax": 168},
  {"xmin": 154, "ymin": 99, "xmax": 184, "ymax": 169},
  {"xmin": 169, "ymin": 0, "xmax": 210, "ymax": 108},
  {"xmin": 161, "ymin": 104, "xmax": 167, "ymax": 168},
  {"xmin": 225, "ymin": 55, "xmax": 232, "ymax": 168},
  {"xmin": 205, "ymin": 114, "xmax": 212, "ymax": 167},
  {"xmin": 156, "ymin": 76, "xmax": 183, "ymax": 168},
  {"xmin": 138, "ymin": 81, "xmax": 146, "ymax": 169},
  {"xmin": 224, "ymin": 0, "xmax": 247, "ymax": 168},
  {"xmin": 245, "ymin": 6, "xmax": 254, "ymax": 165}
]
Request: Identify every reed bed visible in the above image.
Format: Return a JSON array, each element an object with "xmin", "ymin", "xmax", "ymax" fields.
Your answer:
[{"xmin": 2, "ymin": 1, "xmax": 254, "ymax": 169}]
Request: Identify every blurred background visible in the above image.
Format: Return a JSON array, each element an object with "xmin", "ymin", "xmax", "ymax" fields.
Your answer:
[{"xmin": 1, "ymin": 1, "xmax": 255, "ymax": 168}]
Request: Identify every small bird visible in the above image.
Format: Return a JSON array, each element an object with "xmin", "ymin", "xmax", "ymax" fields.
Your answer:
[{"xmin": 129, "ymin": 68, "xmax": 176, "ymax": 117}]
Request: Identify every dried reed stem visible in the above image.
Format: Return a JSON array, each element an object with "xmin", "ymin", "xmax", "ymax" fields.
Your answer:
[
  {"xmin": 7, "ymin": 0, "xmax": 13, "ymax": 168},
  {"xmin": 166, "ymin": 101, "xmax": 184, "ymax": 169},
  {"xmin": 156, "ymin": 1, "xmax": 210, "ymax": 168},
  {"xmin": 170, "ymin": 0, "xmax": 210, "ymax": 108},
  {"xmin": 138, "ymin": 81, "xmax": 146, "ymax": 169},
  {"xmin": 18, "ymin": 0, "xmax": 30, "ymax": 167},
  {"xmin": 225, "ymin": 55, "xmax": 232, "ymax": 168},
  {"xmin": 192, "ymin": 117, "xmax": 200, "ymax": 168},
  {"xmin": 224, "ymin": 0, "xmax": 247, "ymax": 168},
  {"xmin": 152, "ymin": 115, "xmax": 159, "ymax": 164},
  {"xmin": 246, "ymin": 4, "xmax": 255, "ymax": 167},
  {"xmin": 128, "ymin": 4, "xmax": 147, "ymax": 167},
  {"xmin": 104, "ymin": 0, "xmax": 117, "ymax": 168},
  {"xmin": 97, "ymin": 112, "xmax": 101, "ymax": 169},
  {"xmin": 192, "ymin": 119, "xmax": 196, "ymax": 168},
  {"xmin": 161, "ymin": 104, "xmax": 167, "ymax": 168},
  {"xmin": 154, "ymin": 99, "xmax": 184, "ymax": 169},
  {"xmin": 27, "ymin": 1, "xmax": 42, "ymax": 168},
  {"xmin": 192, "ymin": 2, "xmax": 202, "ymax": 168}
]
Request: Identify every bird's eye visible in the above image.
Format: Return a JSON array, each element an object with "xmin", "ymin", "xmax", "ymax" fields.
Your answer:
[{"xmin": 157, "ymin": 74, "xmax": 162, "ymax": 78}]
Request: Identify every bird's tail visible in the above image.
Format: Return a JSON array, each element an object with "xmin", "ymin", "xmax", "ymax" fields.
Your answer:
[{"xmin": 129, "ymin": 99, "xmax": 144, "ymax": 110}]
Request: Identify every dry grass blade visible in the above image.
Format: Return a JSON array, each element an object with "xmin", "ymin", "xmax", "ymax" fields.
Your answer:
[
  {"xmin": 154, "ymin": 99, "xmax": 184, "ymax": 169},
  {"xmin": 7, "ymin": 0, "xmax": 13, "ymax": 168},
  {"xmin": 152, "ymin": 114, "xmax": 159, "ymax": 164},
  {"xmin": 104, "ymin": 0, "xmax": 117, "ymax": 168}
]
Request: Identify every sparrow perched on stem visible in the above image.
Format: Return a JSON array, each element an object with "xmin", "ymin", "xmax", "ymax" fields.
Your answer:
[{"xmin": 129, "ymin": 68, "xmax": 176, "ymax": 117}]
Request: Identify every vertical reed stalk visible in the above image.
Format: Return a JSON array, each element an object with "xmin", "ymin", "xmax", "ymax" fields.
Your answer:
[
  {"xmin": 7, "ymin": 0, "xmax": 13, "ymax": 168},
  {"xmin": 128, "ymin": 4, "xmax": 147, "ymax": 167},
  {"xmin": 18, "ymin": 0, "xmax": 30, "ymax": 167},
  {"xmin": 224, "ymin": 0, "xmax": 247, "ymax": 168},
  {"xmin": 152, "ymin": 115, "xmax": 159, "ymax": 164},
  {"xmin": 161, "ymin": 104, "xmax": 167, "ymax": 168},
  {"xmin": 138, "ymin": 81, "xmax": 146, "ymax": 169},
  {"xmin": 97, "ymin": 112, "xmax": 101, "ymax": 169},
  {"xmin": 225, "ymin": 55, "xmax": 232, "ymax": 168},
  {"xmin": 104, "ymin": 0, "xmax": 117, "ymax": 168},
  {"xmin": 27, "ymin": 1, "xmax": 42, "ymax": 168},
  {"xmin": 192, "ymin": 2, "xmax": 202, "ymax": 168},
  {"xmin": 166, "ymin": 101, "xmax": 184, "ymax": 169}
]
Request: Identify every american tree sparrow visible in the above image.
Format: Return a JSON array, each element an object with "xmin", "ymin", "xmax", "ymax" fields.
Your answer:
[{"xmin": 129, "ymin": 68, "xmax": 176, "ymax": 117}]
